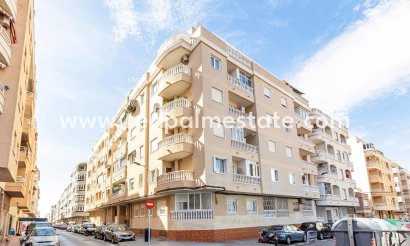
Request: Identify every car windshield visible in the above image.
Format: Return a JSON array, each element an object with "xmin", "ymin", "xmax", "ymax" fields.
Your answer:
[
  {"xmin": 84, "ymin": 224, "xmax": 96, "ymax": 228},
  {"xmin": 35, "ymin": 223, "xmax": 53, "ymax": 228},
  {"xmin": 115, "ymin": 225, "xmax": 129, "ymax": 231},
  {"xmin": 32, "ymin": 228, "xmax": 56, "ymax": 236},
  {"xmin": 270, "ymin": 226, "xmax": 283, "ymax": 231}
]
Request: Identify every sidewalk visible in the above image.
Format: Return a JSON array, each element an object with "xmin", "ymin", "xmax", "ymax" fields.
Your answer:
[{"xmin": 0, "ymin": 236, "xmax": 21, "ymax": 246}]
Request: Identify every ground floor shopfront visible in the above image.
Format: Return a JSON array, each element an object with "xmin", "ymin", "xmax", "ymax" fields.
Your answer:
[{"xmin": 87, "ymin": 192, "xmax": 318, "ymax": 242}]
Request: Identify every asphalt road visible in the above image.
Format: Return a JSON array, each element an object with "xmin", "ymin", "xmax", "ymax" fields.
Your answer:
[{"xmin": 56, "ymin": 230, "xmax": 335, "ymax": 246}]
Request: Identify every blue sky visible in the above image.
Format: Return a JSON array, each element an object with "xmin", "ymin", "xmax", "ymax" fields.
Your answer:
[{"xmin": 34, "ymin": 0, "xmax": 410, "ymax": 216}]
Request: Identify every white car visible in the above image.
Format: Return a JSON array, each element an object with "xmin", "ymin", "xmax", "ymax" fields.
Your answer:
[{"xmin": 25, "ymin": 227, "xmax": 60, "ymax": 246}]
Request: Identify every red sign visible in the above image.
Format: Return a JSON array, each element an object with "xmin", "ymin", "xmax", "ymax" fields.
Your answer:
[{"xmin": 145, "ymin": 199, "xmax": 154, "ymax": 209}]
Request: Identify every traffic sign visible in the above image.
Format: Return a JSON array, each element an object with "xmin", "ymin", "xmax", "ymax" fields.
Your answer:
[{"xmin": 146, "ymin": 199, "xmax": 154, "ymax": 209}]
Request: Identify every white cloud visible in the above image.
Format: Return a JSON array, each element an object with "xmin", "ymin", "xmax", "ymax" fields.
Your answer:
[
  {"xmin": 104, "ymin": 0, "xmax": 215, "ymax": 45},
  {"xmin": 291, "ymin": 0, "xmax": 410, "ymax": 116}
]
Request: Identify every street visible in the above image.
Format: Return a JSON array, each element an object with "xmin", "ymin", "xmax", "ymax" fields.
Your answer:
[{"xmin": 55, "ymin": 230, "xmax": 335, "ymax": 246}]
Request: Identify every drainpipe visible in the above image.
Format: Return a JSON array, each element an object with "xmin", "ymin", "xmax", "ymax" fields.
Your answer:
[{"xmin": 143, "ymin": 72, "xmax": 151, "ymax": 197}]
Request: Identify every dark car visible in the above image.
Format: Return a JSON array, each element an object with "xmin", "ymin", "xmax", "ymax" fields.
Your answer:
[
  {"xmin": 103, "ymin": 224, "xmax": 135, "ymax": 244},
  {"xmin": 80, "ymin": 223, "xmax": 96, "ymax": 236},
  {"xmin": 299, "ymin": 222, "xmax": 333, "ymax": 240},
  {"xmin": 259, "ymin": 225, "xmax": 305, "ymax": 245},
  {"xmin": 94, "ymin": 225, "xmax": 107, "ymax": 240}
]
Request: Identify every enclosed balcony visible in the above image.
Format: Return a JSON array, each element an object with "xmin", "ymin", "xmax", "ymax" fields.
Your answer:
[
  {"xmin": 157, "ymin": 133, "xmax": 194, "ymax": 161},
  {"xmin": 159, "ymin": 98, "xmax": 192, "ymax": 128},
  {"xmin": 5, "ymin": 176, "xmax": 26, "ymax": 198},
  {"xmin": 157, "ymin": 64, "xmax": 192, "ymax": 99},
  {"xmin": 156, "ymin": 170, "xmax": 195, "ymax": 192},
  {"xmin": 0, "ymin": 0, "xmax": 17, "ymax": 19},
  {"xmin": 156, "ymin": 33, "xmax": 196, "ymax": 69},
  {"xmin": 0, "ymin": 25, "xmax": 11, "ymax": 68}
]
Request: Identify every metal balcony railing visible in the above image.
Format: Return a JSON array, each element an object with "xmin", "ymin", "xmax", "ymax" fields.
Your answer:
[
  {"xmin": 227, "ymin": 75, "xmax": 254, "ymax": 95},
  {"xmin": 170, "ymin": 209, "xmax": 213, "ymax": 220}
]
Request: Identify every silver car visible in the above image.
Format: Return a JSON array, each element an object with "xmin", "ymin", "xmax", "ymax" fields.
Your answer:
[
  {"xmin": 103, "ymin": 224, "xmax": 135, "ymax": 243},
  {"xmin": 25, "ymin": 227, "xmax": 60, "ymax": 246}
]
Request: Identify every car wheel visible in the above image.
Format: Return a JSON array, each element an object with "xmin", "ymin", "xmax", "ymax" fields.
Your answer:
[
  {"xmin": 286, "ymin": 236, "xmax": 291, "ymax": 245},
  {"xmin": 103, "ymin": 235, "xmax": 106, "ymax": 241},
  {"xmin": 303, "ymin": 234, "xmax": 307, "ymax": 242},
  {"xmin": 319, "ymin": 233, "xmax": 324, "ymax": 240},
  {"xmin": 111, "ymin": 237, "xmax": 115, "ymax": 244}
]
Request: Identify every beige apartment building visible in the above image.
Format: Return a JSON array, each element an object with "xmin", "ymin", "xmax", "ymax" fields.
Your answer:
[
  {"xmin": 52, "ymin": 163, "xmax": 89, "ymax": 224},
  {"xmin": 392, "ymin": 163, "xmax": 410, "ymax": 220},
  {"xmin": 0, "ymin": 0, "xmax": 40, "ymax": 238},
  {"xmin": 349, "ymin": 137, "xmax": 400, "ymax": 219},
  {"xmin": 308, "ymin": 109, "xmax": 358, "ymax": 223},
  {"xmin": 82, "ymin": 26, "xmax": 331, "ymax": 242}
]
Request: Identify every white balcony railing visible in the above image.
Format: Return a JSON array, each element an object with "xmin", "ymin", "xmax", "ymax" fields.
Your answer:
[
  {"xmin": 157, "ymin": 170, "xmax": 194, "ymax": 185},
  {"xmin": 157, "ymin": 33, "xmax": 196, "ymax": 56},
  {"xmin": 298, "ymin": 137, "xmax": 315, "ymax": 148},
  {"xmin": 158, "ymin": 63, "xmax": 191, "ymax": 84},
  {"xmin": 264, "ymin": 210, "xmax": 277, "ymax": 218},
  {"xmin": 161, "ymin": 97, "xmax": 192, "ymax": 113},
  {"xmin": 158, "ymin": 133, "xmax": 193, "ymax": 148},
  {"xmin": 112, "ymin": 189, "xmax": 126, "ymax": 199},
  {"xmin": 233, "ymin": 173, "xmax": 260, "ymax": 184},
  {"xmin": 170, "ymin": 209, "xmax": 213, "ymax": 220},
  {"xmin": 303, "ymin": 185, "xmax": 319, "ymax": 193},
  {"xmin": 231, "ymin": 139, "xmax": 258, "ymax": 153},
  {"xmin": 0, "ymin": 82, "xmax": 5, "ymax": 114},
  {"xmin": 16, "ymin": 176, "xmax": 26, "ymax": 183},
  {"xmin": 228, "ymin": 106, "xmax": 256, "ymax": 125},
  {"xmin": 227, "ymin": 75, "xmax": 254, "ymax": 95},
  {"xmin": 300, "ymin": 160, "xmax": 318, "ymax": 173},
  {"xmin": 227, "ymin": 45, "xmax": 252, "ymax": 68}
]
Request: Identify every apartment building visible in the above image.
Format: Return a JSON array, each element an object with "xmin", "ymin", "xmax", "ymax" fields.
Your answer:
[
  {"xmin": 349, "ymin": 137, "xmax": 400, "ymax": 219},
  {"xmin": 392, "ymin": 163, "xmax": 410, "ymax": 220},
  {"xmin": 82, "ymin": 26, "xmax": 329, "ymax": 242},
  {"xmin": 308, "ymin": 109, "xmax": 358, "ymax": 223},
  {"xmin": 355, "ymin": 190, "xmax": 372, "ymax": 218},
  {"xmin": 0, "ymin": 0, "xmax": 40, "ymax": 238},
  {"xmin": 53, "ymin": 163, "xmax": 89, "ymax": 224}
]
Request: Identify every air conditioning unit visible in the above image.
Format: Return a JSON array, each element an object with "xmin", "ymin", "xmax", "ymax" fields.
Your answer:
[{"xmin": 0, "ymin": 15, "xmax": 10, "ymax": 28}]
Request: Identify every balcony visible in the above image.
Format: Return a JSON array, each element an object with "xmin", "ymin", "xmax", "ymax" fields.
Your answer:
[
  {"xmin": 228, "ymin": 106, "xmax": 256, "ymax": 130},
  {"xmin": 233, "ymin": 173, "xmax": 260, "ymax": 185},
  {"xmin": 0, "ymin": 25, "xmax": 11, "ymax": 68},
  {"xmin": 0, "ymin": 83, "xmax": 4, "ymax": 114},
  {"xmin": 112, "ymin": 167, "xmax": 126, "ymax": 184},
  {"xmin": 227, "ymin": 45, "xmax": 252, "ymax": 68},
  {"xmin": 0, "ymin": 0, "xmax": 17, "ymax": 18},
  {"xmin": 318, "ymin": 194, "xmax": 359, "ymax": 206},
  {"xmin": 157, "ymin": 64, "xmax": 192, "ymax": 99},
  {"xmin": 170, "ymin": 209, "xmax": 213, "ymax": 221},
  {"xmin": 156, "ymin": 33, "xmax": 196, "ymax": 69},
  {"xmin": 303, "ymin": 185, "xmax": 320, "ymax": 193},
  {"xmin": 369, "ymin": 175, "xmax": 384, "ymax": 184},
  {"xmin": 367, "ymin": 161, "xmax": 390, "ymax": 172},
  {"xmin": 230, "ymin": 139, "xmax": 258, "ymax": 162},
  {"xmin": 111, "ymin": 189, "xmax": 126, "ymax": 200},
  {"xmin": 311, "ymin": 150, "xmax": 335, "ymax": 163},
  {"xmin": 18, "ymin": 146, "xmax": 29, "ymax": 168},
  {"xmin": 300, "ymin": 160, "xmax": 318, "ymax": 175},
  {"xmin": 159, "ymin": 98, "xmax": 192, "ymax": 128},
  {"xmin": 5, "ymin": 176, "xmax": 26, "ymax": 198},
  {"xmin": 156, "ymin": 170, "xmax": 195, "ymax": 192},
  {"xmin": 298, "ymin": 137, "xmax": 315, "ymax": 155},
  {"xmin": 157, "ymin": 133, "xmax": 194, "ymax": 161},
  {"xmin": 227, "ymin": 75, "xmax": 254, "ymax": 103}
]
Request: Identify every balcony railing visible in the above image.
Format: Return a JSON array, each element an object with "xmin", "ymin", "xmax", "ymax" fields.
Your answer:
[
  {"xmin": 0, "ymin": 25, "xmax": 11, "ymax": 67},
  {"xmin": 170, "ymin": 209, "xmax": 213, "ymax": 220},
  {"xmin": 157, "ymin": 170, "xmax": 194, "ymax": 185},
  {"xmin": 161, "ymin": 97, "xmax": 192, "ymax": 112},
  {"xmin": 112, "ymin": 189, "xmax": 126, "ymax": 199},
  {"xmin": 227, "ymin": 75, "xmax": 254, "ymax": 95},
  {"xmin": 300, "ymin": 160, "xmax": 318, "ymax": 174},
  {"xmin": 233, "ymin": 173, "xmax": 260, "ymax": 184},
  {"xmin": 159, "ymin": 63, "xmax": 191, "ymax": 83},
  {"xmin": 277, "ymin": 210, "xmax": 289, "ymax": 217},
  {"xmin": 264, "ymin": 210, "xmax": 277, "ymax": 218},
  {"xmin": 298, "ymin": 137, "xmax": 315, "ymax": 148},
  {"xmin": 231, "ymin": 139, "xmax": 258, "ymax": 153},
  {"xmin": 158, "ymin": 133, "xmax": 193, "ymax": 148},
  {"xmin": 157, "ymin": 33, "xmax": 196, "ymax": 56},
  {"xmin": 303, "ymin": 185, "xmax": 319, "ymax": 193},
  {"xmin": 227, "ymin": 45, "xmax": 252, "ymax": 68},
  {"xmin": 16, "ymin": 176, "xmax": 26, "ymax": 183},
  {"xmin": 228, "ymin": 106, "xmax": 256, "ymax": 125}
]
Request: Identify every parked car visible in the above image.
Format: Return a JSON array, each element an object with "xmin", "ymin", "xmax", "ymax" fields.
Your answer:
[
  {"xmin": 94, "ymin": 225, "xmax": 107, "ymax": 240},
  {"xmin": 66, "ymin": 225, "xmax": 73, "ymax": 232},
  {"xmin": 259, "ymin": 225, "xmax": 305, "ymax": 245},
  {"xmin": 103, "ymin": 224, "xmax": 135, "ymax": 244},
  {"xmin": 80, "ymin": 223, "xmax": 97, "ymax": 236},
  {"xmin": 24, "ymin": 227, "xmax": 60, "ymax": 246},
  {"xmin": 23, "ymin": 222, "xmax": 54, "ymax": 242},
  {"xmin": 73, "ymin": 224, "xmax": 81, "ymax": 233},
  {"xmin": 299, "ymin": 222, "xmax": 333, "ymax": 240}
]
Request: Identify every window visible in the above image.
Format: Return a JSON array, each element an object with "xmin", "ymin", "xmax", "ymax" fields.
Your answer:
[
  {"xmin": 138, "ymin": 174, "xmax": 143, "ymax": 187},
  {"xmin": 149, "ymin": 170, "xmax": 156, "ymax": 183},
  {"xmin": 140, "ymin": 207, "xmax": 145, "ymax": 217},
  {"xmin": 263, "ymin": 86, "xmax": 271, "ymax": 98},
  {"xmin": 303, "ymin": 200, "xmax": 313, "ymax": 214},
  {"xmin": 175, "ymin": 193, "xmax": 211, "ymax": 210},
  {"xmin": 231, "ymin": 126, "xmax": 245, "ymax": 142},
  {"xmin": 302, "ymin": 173, "xmax": 310, "ymax": 185},
  {"xmin": 157, "ymin": 201, "xmax": 166, "ymax": 216},
  {"xmin": 263, "ymin": 197, "xmax": 276, "ymax": 211},
  {"xmin": 281, "ymin": 97, "xmax": 287, "ymax": 107},
  {"xmin": 284, "ymin": 122, "xmax": 291, "ymax": 133},
  {"xmin": 342, "ymin": 189, "xmax": 347, "ymax": 200},
  {"xmin": 289, "ymin": 172, "xmax": 296, "ymax": 185},
  {"xmin": 130, "ymin": 127, "xmax": 137, "ymax": 139},
  {"xmin": 77, "ymin": 174, "xmax": 85, "ymax": 181},
  {"xmin": 152, "ymin": 82, "xmax": 158, "ymax": 95},
  {"xmin": 139, "ymin": 145, "xmax": 144, "ymax": 158},
  {"xmin": 134, "ymin": 206, "xmax": 139, "ymax": 217},
  {"xmin": 266, "ymin": 113, "xmax": 274, "ymax": 126},
  {"xmin": 129, "ymin": 178, "xmax": 135, "ymax": 190},
  {"xmin": 271, "ymin": 169, "xmax": 279, "ymax": 182},
  {"xmin": 227, "ymin": 199, "xmax": 238, "ymax": 214},
  {"xmin": 286, "ymin": 146, "xmax": 293, "ymax": 158},
  {"xmin": 292, "ymin": 202, "xmax": 300, "ymax": 212},
  {"xmin": 268, "ymin": 140, "xmax": 276, "ymax": 153},
  {"xmin": 128, "ymin": 151, "xmax": 136, "ymax": 164},
  {"xmin": 212, "ymin": 121, "xmax": 225, "ymax": 138},
  {"xmin": 78, "ymin": 184, "xmax": 85, "ymax": 191},
  {"xmin": 211, "ymin": 87, "xmax": 223, "ymax": 104},
  {"xmin": 211, "ymin": 55, "xmax": 221, "ymax": 70},
  {"xmin": 140, "ymin": 93, "xmax": 145, "ymax": 105},
  {"xmin": 277, "ymin": 198, "xmax": 289, "ymax": 216},
  {"xmin": 150, "ymin": 138, "xmax": 159, "ymax": 152},
  {"xmin": 213, "ymin": 157, "xmax": 227, "ymax": 174},
  {"xmin": 247, "ymin": 200, "xmax": 257, "ymax": 213}
]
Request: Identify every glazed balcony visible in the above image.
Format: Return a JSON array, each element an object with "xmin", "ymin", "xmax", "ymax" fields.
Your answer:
[
  {"xmin": 157, "ymin": 133, "xmax": 194, "ymax": 161},
  {"xmin": 233, "ymin": 173, "xmax": 260, "ymax": 185},
  {"xmin": 228, "ymin": 106, "xmax": 256, "ymax": 130},
  {"xmin": 300, "ymin": 160, "xmax": 318, "ymax": 175},
  {"xmin": 227, "ymin": 75, "xmax": 254, "ymax": 103},
  {"xmin": 159, "ymin": 98, "xmax": 192, "ymax": 128},
  {"xmin": 0, "ymin": 25, "xmax": 11, "ymax": 68},
  {"xmin": 5, "ymin": 176, "xmax": 26, "ymax": 198},
  {"xmin": 156, "ymin": 33, "xmax": 196, "ymax": 69},
  {"xmin": 171, "ymin": 209, "xmax": 213, "ymax": 221},
  {"xmin": 0, "ymin": 83, "xmax": 4, "ymax": 114},
  {"xmin": 112, "ymin": 167, "xmax": 126, "ymax": 184},
  {"xmin": 0, "ymin": 0, "xmax": 17, "ymax": 18},
  {"xmin": 156, "ymin": 170, "xmax": 195, "ymax": 192},
  {"xmin": 157, "ymin": 64, "xmax": 192, "ymax": 99}
]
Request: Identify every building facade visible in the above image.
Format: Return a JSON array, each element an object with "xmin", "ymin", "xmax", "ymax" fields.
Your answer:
[
  {"xmin": 52, "ymin": 163, "xmax": 88, "ymax": 224},
  {"xmin": 0, "ymin": 0, "xmax": 40, "ymax": 238},
  {"xmin": 349, "ymin": 137, "xmax": 400, "ymax": 219},
  {"xmin": 392, "ymin": 163, "xmax": 410, "ymax": 220},
  {"xmin": 308, "ymin": 109, "xmax": 358, "ymax": 223},
  {"xmin": 78, "ymin": 26, "xmax": 364, "ymax": 242}
]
